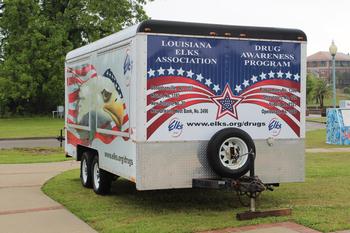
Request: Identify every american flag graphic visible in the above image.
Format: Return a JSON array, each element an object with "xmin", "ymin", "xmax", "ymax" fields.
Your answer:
[
  {"xmin": 66, "ymin": 64, "xmax": 129, "ymax": 146},
  {"xmin": 67, "ymin": 64, "xmax": 97, "ymax": 125},
  {"xmin": 146, "ymin": 66, "xmax": 301, "ymax": 139}
]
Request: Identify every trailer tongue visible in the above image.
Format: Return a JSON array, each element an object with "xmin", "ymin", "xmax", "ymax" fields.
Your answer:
[{"xmin": 193, "ymin": 152, "xmax": 290, "ymax": 220}]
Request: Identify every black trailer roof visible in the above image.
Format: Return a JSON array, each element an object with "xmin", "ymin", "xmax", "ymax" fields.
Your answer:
[{"xmin": 137, "ymin": 20, "xmax": 307, "ymax": 42}]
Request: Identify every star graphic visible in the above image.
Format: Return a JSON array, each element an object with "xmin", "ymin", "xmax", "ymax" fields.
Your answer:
[
  {"xmin": 251, "ymin": 75, "xmax": 258, "ymax": 83},
  {"xmin": 242, "ymin": 79, "xmax": 250, "ymax": 87},
  {"xmin": 186, "ymin": 70, "xmax": 194, "ymax": 78},
  {"xmin": 235, "ymin": 85, "xmax": 242, "ymax": 93},
  {"xmin": 196, "ymin": 74, "xmax": 204, "ymax": 82},
  {"xmin": 285, "ymin": 71, "xmax": 292, "ymax": 79},
  {"xmin": 211, "ymin": 84, "xmax": 244, "ymax": 120},
  {"xmin": 167, "ymin": 67, "xmax": 175, "ymax": 75},
  {"xmin": 259, "ymin": 72, "xmax": 266, "ymax": 80},
  {"xmin": 158, "ymin": 67, "xmax": 165, "ymax": 75},
  {"xmin": 294, "ymin": 73, "xmax": 300, "ymax": 81},
  {"xmin": 268, "ymin": 71, "xmax": 275, "ymax": 78},
  {"xmin": 213, "ymin": 84, "xmax": 220, "ymax": 93},
  {"xmin": 147, "ymin": 68, "xmax": 155, "ymax": 77},
  {"xmin": 205, "ymin": 78, "xmax": 212, "ymax": 87},
  {"xmin": 277, "ymin": 70, "xmax": 284, "ymax": 78},
  {"xmin": 177, "ymin": 68, "xmax": 185, "ymax": 76}
]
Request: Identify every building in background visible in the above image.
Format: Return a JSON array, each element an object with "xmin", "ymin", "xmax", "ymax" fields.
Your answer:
[{"xmin": 307, "ymin": 51, "xmax": 350, "ymax": 88}]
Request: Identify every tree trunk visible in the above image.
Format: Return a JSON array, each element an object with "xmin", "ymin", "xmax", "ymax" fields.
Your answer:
[{"xmin": 320, "ymin": 95, "xmax": 324, "ymax": 108}]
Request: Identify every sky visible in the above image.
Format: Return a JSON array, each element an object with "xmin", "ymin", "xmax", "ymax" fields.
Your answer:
[{"xmin": 144, "ymin": 0, "xmax": 350, "ymax": 56}]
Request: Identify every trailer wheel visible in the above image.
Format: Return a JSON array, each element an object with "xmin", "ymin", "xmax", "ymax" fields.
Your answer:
[
  {"xmin": 91, "ymin": 156, "xmax": 112, "ymax": 195},
  {"xmin": 207, "ymin": 128, "xmax": 255, "ymax": 178},
  {"xmin": 80, "ymin": 153, "xmax": 92, "ymax": 188}
]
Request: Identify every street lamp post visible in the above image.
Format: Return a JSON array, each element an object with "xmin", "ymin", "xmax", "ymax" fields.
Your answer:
[{"xmin": 329, "ymin": 40, "xmax": 337, "ymax": 108}]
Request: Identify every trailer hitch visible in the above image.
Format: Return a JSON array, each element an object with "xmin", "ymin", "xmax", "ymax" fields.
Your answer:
[
  {"xmin": 236, "ymin": 152, "xmax": 291, "ymax": 220},
  {"xmin": 233, "ymin": 176, "xmax": 266, "ymax": 198},
  {"xmin": 192, "ymin": 151, "xmax": 291, "ymax": 220}
]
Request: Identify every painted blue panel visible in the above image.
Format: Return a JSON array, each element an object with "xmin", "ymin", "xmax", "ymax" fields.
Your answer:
[{"xmin": 327, "ymin": 108, "xmax": 350, "ymax": 145}]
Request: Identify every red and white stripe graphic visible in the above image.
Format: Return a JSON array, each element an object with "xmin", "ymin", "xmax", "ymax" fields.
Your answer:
[
  {"xmin": 146, "ymin": 67, "xmax": 301, "ymax": 139},
  {"xmin": 146, "ymin": 76, "xmax": 215, "ymax": 139}
]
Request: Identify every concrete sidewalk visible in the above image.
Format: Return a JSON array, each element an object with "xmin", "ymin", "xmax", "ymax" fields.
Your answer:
[
  {"xmin": 0, "ymin": 161, "xmax": 97, "ymax": 233},
  {"xmin": 199, "ymin": 222, "xmax": 320, "ymax": 233},
  {"xmin": 0, "ymin": 138, "xmax": 63, "ymax": 149},
  {"xmin": 199, "ymin": 221, "xmax": 350, "ymax": 233},
  {"xmin": 306, "ymin": 147, "xmax": 350, "ymax": 153}
]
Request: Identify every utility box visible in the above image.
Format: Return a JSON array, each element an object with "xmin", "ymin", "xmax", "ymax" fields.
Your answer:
[{"xmin": 327, "ymin": 108, "xmax": 350, "ymax": 145}]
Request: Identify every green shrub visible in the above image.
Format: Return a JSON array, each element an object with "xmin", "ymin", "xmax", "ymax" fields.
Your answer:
[{"xmin": 344, "ymin": 87, "xmax": 350, "ymax": 94}]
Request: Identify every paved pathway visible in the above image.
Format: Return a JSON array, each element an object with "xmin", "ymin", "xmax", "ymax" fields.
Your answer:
[
  {"xmin": 0, "ymin": 138, "xmax": 63, "ymax": 149},
  {"xmin": 306, "ymin": 121, "xmax": 325, "ymax": 131},
  {"xmin": 199, "ymin": 221, "xmax": 350, "ymax": 233},
  {"xmin": 306, "ymin": 147, "xmax": 350, "ymax": 153},
  {"xmin": 305, "ymin": 113, "xmax": 326, "ymax": 131},
  {"xmin": 0, "ymin": 161, "xmax": 97, "ymax": 233},
  {"xmin": 199, "ymin": 222, "xmax": 320, "ymax": 233}
]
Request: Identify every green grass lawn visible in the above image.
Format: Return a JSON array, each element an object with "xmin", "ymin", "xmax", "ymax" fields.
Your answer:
[
  {"xmin": 0, "ymin": 117, "xmax": 64, "ymax": 139},
  {"xmin": 323, "ymin": 90, "xmax": 350, "ymax": 106},
  {"xmin": 42, "ymin": 152, "xmax": 350, "ymax": 233},
  {"xmin": 305, "ymin": 129, "xmax": 349, "ymax": 148},
  {"xmin": 306, "ymin": 117, "xmax": 326, "ymax": 124},
  {"xmin": 0, "ymin": 147, "xmax": 70, "ymax": 164}
]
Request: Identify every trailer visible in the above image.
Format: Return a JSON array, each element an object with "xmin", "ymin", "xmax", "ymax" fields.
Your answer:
[{"xmin": 65, "ymin": 20, "xmax": 307, "ymax": 194}]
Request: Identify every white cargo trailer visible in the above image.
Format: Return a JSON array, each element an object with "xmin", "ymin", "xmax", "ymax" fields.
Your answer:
[{"xmin": 65, "ymin": 20, "xmax": 307, "ymax": 194}]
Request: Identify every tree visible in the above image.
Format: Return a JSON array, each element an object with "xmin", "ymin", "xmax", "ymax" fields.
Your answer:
[
  {"xmin": 306, "ymin": 73, "xmax": 317, "ymax": 104},
  {"xmin": 0, "ymin": 0, "xmax": 43, "ymax": 114},
  {"xmin": 0, "ymin": 76, "xmax": 10, "ymax": 115},
  {"xmin": 314, "ymin": 78, "xmax": 331, "ymax": 108},
  {"xmin": 40, "ymin": 0, "xmax": 149, "ymax": 48},
  {"xmin": 0, "ymin": 0, "xmax": 149, "ymax": 115}
]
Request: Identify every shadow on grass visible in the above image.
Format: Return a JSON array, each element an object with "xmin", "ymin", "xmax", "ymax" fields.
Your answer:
[{"xmin": 71, "ymin": 177, "xmax": 282, "ymax": 213}]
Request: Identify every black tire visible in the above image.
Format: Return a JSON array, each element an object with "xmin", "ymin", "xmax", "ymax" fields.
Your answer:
[
  {"xmin": 207, "ymin": 128, "xmax": 255, "ymax": 178},
  {"xmin": 80, "ymin": 152, "xmax": 93, "ymax": 188},
  {"xmin": 91, "ymin": 156, "xmax": 112, "ymax": 195}
]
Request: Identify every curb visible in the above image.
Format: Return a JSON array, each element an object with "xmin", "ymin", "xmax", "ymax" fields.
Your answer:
[
  {"xmin": 306, "ymin": 148, "xmax": 350, "ymax": 153},
  {"xmin": 0, "ymin": 137, "xmax": 58, "ymax": 141},
  {"xmin": 198, "ymin": 221, "xmax": 321, "ymax": 233},
  {"xmin": 306, "ymin": 120, "xmax": 326, "ymax": 124}
]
